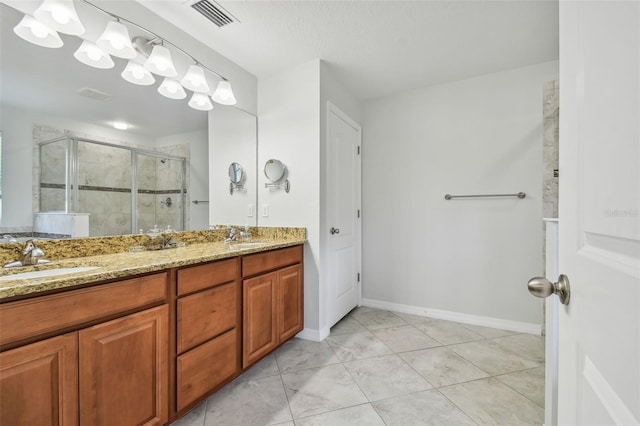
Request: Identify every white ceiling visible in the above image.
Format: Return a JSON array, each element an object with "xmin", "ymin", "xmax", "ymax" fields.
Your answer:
[
  {"xmin": 140, "ymin": 0, "xmax": 559, "ymax": 101},
  {"xmin": 1, "ymin": 0, "xmax": 558, "ymax": 138},
  {"xmin": 1, "ymin": 1, "xmax": 208, "ymax": 139}
]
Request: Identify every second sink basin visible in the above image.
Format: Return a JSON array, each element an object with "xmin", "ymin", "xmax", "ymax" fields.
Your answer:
[{"xmin": 0, "ymin": 266, "xmax": 101, "ymax": 282}]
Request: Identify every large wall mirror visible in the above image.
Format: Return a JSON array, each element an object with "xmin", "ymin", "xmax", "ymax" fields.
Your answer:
[{"xmin": 0, "ymin": 2, "xmax": 257, "ymax": 238}]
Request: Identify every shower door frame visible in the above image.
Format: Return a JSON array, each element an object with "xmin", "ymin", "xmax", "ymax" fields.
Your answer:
[{"xmin": 38, "ymin": 136, "xmax": 187, "ymax": 235}]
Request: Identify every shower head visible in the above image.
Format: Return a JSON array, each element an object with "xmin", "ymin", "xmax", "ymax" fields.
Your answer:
[{"xmin": 160, "ymin": 158, "xmax": 166, "ymax": 164}]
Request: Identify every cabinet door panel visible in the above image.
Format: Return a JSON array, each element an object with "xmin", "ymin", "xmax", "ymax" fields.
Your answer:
[
  {"xmin": 177, "ymin": 282, "xmax": 237, "ymax": 354},
  {"xmin": 176, "ymin": 328, "xmax": 238, "ymax": 412},
  {"xmin": 278, "ymin": 265, "xmax": 304, "ymax": 342},
  {"xmin": 79, "ymin": 305, "xmax": 168, "ymax": 426},
  {"xmin": 243, "ymin": 272, "xmax": 277, "ymax": 368},
  {"xmin": 0, "ymin": 334, "xmax": 78, "ymax": 426}
]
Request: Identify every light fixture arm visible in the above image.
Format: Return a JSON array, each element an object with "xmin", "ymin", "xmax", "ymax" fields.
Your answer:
[{"xmin": 80, "ymin": 0, "xmax": 229, "ymax": 82}]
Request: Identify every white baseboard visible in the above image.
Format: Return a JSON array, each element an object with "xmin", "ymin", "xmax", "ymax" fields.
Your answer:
[
  {"xmin": 361, "ymin": 298, "xmax": 542, "ymax": 335},
  {"xmin": 296, "ymin": 326, "xmax": 330, "ymax": 342}
]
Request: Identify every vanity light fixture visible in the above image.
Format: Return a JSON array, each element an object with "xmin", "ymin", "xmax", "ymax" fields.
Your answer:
[
  {"xmin": 211, "ymin": 80, "xmax": 237, "ymax": 106},
  {"xmin": 181, "ymin": 64, "xmax": 210, "ymax": 93},
  {"xmin": 73, "ymin": 40, "xmax": 114, "ymax": 69},
  {"xmin": 34, "ymin": 0, "xmax": 85, "ymax": 36},
  {"xmin": 12, "ymin": 0, "xmax": 239, "ymax": 106},
  {"xmin": 188, "ymin": 92, "xmax": 213, "ymax": 111},
  {"xmin": 144, "ymin": 43, "xmax": 178, "ymax": 78},
  {"xmin": 96, "ymin": 20, "xmax": 136, "ymax": 59},
  {"xmin": 113, "ymin": 121, "xmax": 128, "ymax": 130},
  {"xmin": 158, "ymin": 77, "xmax": 187, "ymax": 100},
  {"xmin": 121, "ymin": 59, "xmax": 155, "ymax": 86},
  {"xmin": 13, "ymin": 14, "xmax": 63, "ymax": 48}
]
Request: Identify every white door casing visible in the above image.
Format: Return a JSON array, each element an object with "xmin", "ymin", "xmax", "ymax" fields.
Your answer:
[
  {"xmin": 558, "ymin": 1, "xmax": 640, "ymax": 424},
  {"xmin": 327, "ymin": 102, "xmax": 362, "ymax": 328}
]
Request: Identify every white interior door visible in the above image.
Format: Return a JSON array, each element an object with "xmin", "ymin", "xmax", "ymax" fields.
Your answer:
[
  {"xmin": 327, "ymin": 103, "xmax": 361, "ymax": 328},
  {"xmin": 557, "ymin": 1, "xmax": 639, "ymax": 424}
]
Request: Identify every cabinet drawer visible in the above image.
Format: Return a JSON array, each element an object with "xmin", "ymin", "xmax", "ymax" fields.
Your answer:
[
  {"xmin": 0, "ymin": 272, "xmax": 167, "ymax": 348},
  {"xmin": 177, "ymin": 282, "xmax": 237, "ymax": 354},
  {"xmin": 242, "ymin": 245, "xmax": 303, "ymax": 277},
  {"xmin": 176, "ymin": 328, "xmax": 238, "ymax": 412},
  {"xmin": 177, "ymin": 258, "xmax": 239, "ymax": 296}
]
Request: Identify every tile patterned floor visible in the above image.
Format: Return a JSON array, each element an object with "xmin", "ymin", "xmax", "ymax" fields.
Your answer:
[{"xmin": 172, "ymin": 308, "xmax": 545, "ymax": 426}]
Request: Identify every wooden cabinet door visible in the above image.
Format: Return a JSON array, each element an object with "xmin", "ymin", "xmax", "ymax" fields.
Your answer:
[
  {"xmin": 0, "ymin": 333, "xmax": 78, "ymax": 426},
  {"xmin": 79, "ymin": 305, "xmax": 168, "ymax": 426},
  {"xmin": 277, "ymin": 264, "xmax": 304, "ymax": 343},
  {"xmin": 243, "ymin": 272, "xmax": 277, "ymax": 368}
]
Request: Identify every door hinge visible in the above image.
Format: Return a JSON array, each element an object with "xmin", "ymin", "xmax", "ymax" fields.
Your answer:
[
  {"xmin": 357, "ymin": 209, "xmax": 360, "ymax": 218},
  {"xmin": 357, "ymin": 146, "xmax": 360, "ymax": 155},
  {"xmin": 357, "ymin": 273, "xmax": 360, "ymax": 282}
]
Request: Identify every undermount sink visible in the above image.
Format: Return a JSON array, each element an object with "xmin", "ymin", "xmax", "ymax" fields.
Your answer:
[{"xmin": 0, "ymin": 266, "xmax": 101, "ymax": 281}]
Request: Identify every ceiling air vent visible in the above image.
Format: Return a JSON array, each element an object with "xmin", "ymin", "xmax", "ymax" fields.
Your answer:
[
  {"xmin": 76, "ymin": 87, "xmax": 112, "ymax": 101},
  {"xmin": 191, "ymin": 0, "xmax": 234, "ymax": 27}
]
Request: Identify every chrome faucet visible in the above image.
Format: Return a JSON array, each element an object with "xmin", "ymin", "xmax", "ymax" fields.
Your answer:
[
  {"xmin": 224, "ymin": 226, "xmax": 240, "ymax": 243},
  {"xmin": 4, "ymin": 240, "xmax": 51, "ymax": 268}
]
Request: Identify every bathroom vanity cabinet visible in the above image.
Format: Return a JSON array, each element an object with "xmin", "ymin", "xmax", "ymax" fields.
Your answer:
[
  {"xmin": 242, "ymin": 245, "xmax": 304, "ymax": 368},
  {"xmin": 0, "ymin": 243, "xmax": 304, "ymax": 425},
  {"xmin": 0, "ymin": 273, "xmax": 169, "ymax": 425}
]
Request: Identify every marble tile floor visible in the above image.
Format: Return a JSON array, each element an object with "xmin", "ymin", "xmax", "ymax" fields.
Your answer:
[{"xmin": 172, "ymin": 307, "xmax": 544, "ymax": 426}]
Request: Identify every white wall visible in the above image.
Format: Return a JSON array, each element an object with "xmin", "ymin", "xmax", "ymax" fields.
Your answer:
[
  {"xmin": 155, "ymin": 130, "xmax": 209, "ymax": 231},
  {"xmin": 258, "ymin": 60, "xmax": 321, "ymax": 332},
  {"xmin": 209, "ymin": 107, "xmax": 257, "ymax": 227},
  {"xmin": 257, "ymin": 59, "xmax": 363, "ymax": 339},
  {"xmin": 362, "ymin": 61, "xmax": 559, "ymax": 329}
]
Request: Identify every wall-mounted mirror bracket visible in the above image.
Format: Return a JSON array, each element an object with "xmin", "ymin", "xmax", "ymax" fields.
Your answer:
[
  {"xmin": 228, "ymin": 162, "xmax": 245, "ymax": 195},
  {"xmin": 265, "ymin": 179, "xmax": 290, "ymax": 193},
  {"xmin": 229, "ymin": 181, "xmax": 244, "ymax": 195},
  {"xmin": 264, "ymin": 159, "xmax": 290, "ymax": 193}
]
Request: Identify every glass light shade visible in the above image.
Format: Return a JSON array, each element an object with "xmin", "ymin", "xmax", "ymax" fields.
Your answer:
[
  {"xmin": 13, "ymin": 15, "xmax": 63, "ymax": 48},
  {"xmin": 158, "ymin": 78, "xmax": 187, "ymax": 100},
  {"xmin": 144, "ymin": 44, "xmax": 177, "ymax": 77},
  {"xmin": 188, "ymin": 92, "xmax": 213, "ymax": 111},
  {"xmin": 121, "ymin": 60, "xmax": 155, "ymax": 86},
  {"xmin": 96, "ymin": 20, "xmax": 136, "ymax": 59},
  {"xmin": 34, "ymin": 0, "xmax": 85, "ymax": 35},
  {"xmin": 211, "ymin": 80, "xmax": 237, "ymax": 105},
  {"xmin": 74, "ymin": 40, "xmax": 114, "ymax": 69},
  {"xmin": 180, "ymin": 64, "xmax": 210, "ymax": 93}
]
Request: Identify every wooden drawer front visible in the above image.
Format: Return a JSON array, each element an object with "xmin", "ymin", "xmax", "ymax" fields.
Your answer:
[
  {"xmin": 177, "ymin": 258, "xmax": 238, "ymax": 296},
  {"xmin": 242, "ymin": 245, "xmax": 303, "ymax": 277},
  {"xmin": 176, "ymin": 328, "xmax": 238, "ymax": 412},
  {"xmin": 0, "ymin": 272, "xmax": 167, "ymax": 348},
  {"xmin": 177, "ymin": 282, "xmax": 237, "ymax": 354},
  {"xmin": 0, "ymin": 333, "xmax": 78, "ymax": 426}
]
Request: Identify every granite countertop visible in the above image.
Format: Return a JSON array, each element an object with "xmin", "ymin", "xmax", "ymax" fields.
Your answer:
[{"xmin": 0, "ymin": 237, "xmax": 305, "ymax": 300}]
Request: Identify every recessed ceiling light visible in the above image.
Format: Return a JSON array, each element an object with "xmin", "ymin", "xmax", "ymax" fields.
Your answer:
[{"xmin": 113, "ymin": 121, "xmax": 128, "ymax": 130}]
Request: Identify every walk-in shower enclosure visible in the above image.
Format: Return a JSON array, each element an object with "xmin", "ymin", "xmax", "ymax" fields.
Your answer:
[{"xmin": 38, "ymin": 137, "xmax": 186, "ymax": 236}]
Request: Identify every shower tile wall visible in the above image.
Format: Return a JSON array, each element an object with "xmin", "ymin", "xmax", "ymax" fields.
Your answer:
[
  {"xmin": 543, "ymin": 80, "xmax": 559, "ymax": 218},
  {"xmin": 36, "ymin": 126, "xmax": 187, "ymax": 237}
]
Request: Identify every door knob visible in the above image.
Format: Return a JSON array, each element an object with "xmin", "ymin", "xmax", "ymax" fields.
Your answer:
[
  {"xmin": 330, "ymin": 227, "xmax": 340, "ymax": 235},
  {"xmin": 527, "ymin": 274, "xmax": 571, "ymax": 305}
]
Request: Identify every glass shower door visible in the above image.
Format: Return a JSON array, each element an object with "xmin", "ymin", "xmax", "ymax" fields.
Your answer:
[
  {"xmin": 77, "ymin": 141, "xmax": 132, "ymax": 236},
  {"xmin": 135, "ymin": 152, "xmax": 185, "ymax": 233}
]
